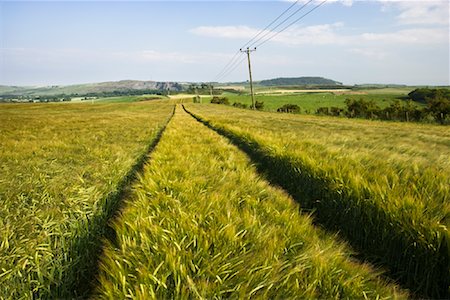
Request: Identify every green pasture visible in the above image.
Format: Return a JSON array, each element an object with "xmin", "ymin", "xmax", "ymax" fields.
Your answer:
[{"xmin": 209, "ymin": 91, "xmax": 417, "ymax": 113}]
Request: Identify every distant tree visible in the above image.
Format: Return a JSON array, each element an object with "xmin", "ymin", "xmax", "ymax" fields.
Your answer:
[
  {"xmin": 426, "ymin": 90, "xmax": 450, "ymax": 124},
  {"xmin": 233, "ymin": 102, "xmax": 248, "ymax": 109},
  {"xmin": 187, "ymin": 84, "xmax": 198, "ymax": 94},
  {"xmin": 329, "ymin": 107, "xmax": 344, "ymax": 116},
  {"xmin": 210, "ymin": 96, "xmax": 229, "ymax": 105},
  {"xmin": 345, "ymin": 98, "xmax": 380, "ymax": 119},
  {"xmin": 277, "ymin": 104, "xmax": 301, "ymax": 113},
  {"xmin": 409, "ymin": 88, "xmax": 450, "ymax": 103},
  {"xmin": 408, "ymin": 88, "xmax": 435, "ymax": 103},
  {"xmin": 316, "ymin": 107, "xmax": 330, "ymax": 115},
  {"xmin": 255, "ymin": 101, "xmax": 264, "ymax": 110}
]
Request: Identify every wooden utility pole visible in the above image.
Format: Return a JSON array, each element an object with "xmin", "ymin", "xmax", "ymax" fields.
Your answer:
[{"xmin": 240, "ymin": 47, "xmax": 256, "ymax": 109}]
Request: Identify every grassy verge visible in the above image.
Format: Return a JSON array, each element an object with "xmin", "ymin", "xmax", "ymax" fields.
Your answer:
[
  {"xmin": 184, "ymin": 103, "xmax": 449, "ymax": 298},
  {"xmin": 95, "ymin": 105, "xmax": 406, "ymax": 298},
  {"xmin": 0, "ymin": 101, "xmax": 174, "ymax": 298}
]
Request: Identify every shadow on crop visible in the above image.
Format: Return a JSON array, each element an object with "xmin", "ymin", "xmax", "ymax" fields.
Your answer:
[
  {"xmin": 183, "ymin": 104, "xmax": 449, "ymax": 300},
  {"xmin": 41, "ymin": 106, "xmax": 175, "ymax": 299}
]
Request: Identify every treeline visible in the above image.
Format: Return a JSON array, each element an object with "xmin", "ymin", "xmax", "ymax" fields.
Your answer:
[
  {"xmin": 314, "ymin": 88, "xmax": 449, "ymax": 124},
  {"xmin": 81, "ymin": 89, "xmax": 171, "ymax": 98},
  {"xmin": 408, "ymin": 88, "xmax": 450, "ymax": 103},
  {"xmin": 186, "ymin": 83, "xmax": 222, "ymax": 95},
  {"xmin": 0, "ymin": 89, "xmax": 172, "ymax": 103},
  {"xmin": 210, "ymin": 96, "xmax": 264, "ymax": 110},
  {"xmin": 0, "ymin": 94, "xmax": 72, "ymax": 103}
]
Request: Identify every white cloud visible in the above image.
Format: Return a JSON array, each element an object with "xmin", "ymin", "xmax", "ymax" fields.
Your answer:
[
  {"xmin": 360, "ymin": 28, "xmax": 448, "ymax": 44},
  {"xmin": 274, "ymin": 22, "xmax": 346, "ymax": 45},
  {"xmin": 327, "ymin": 0, "xmax": 353, "ymax": 6},
  {"xmin": 284, "ymin": 0, "xmax": 353, "ymax": 6},
  {"xmin": 138, "ymin": 50, "xmax": 198, "ymax": 64},
  {"xmin": 190, "ymin": 23, "xmax": 347, "ymax": 46},
  {"xmin": 189, "ymin": 26, "xmax": 259, "ymax": 40},
  {"xmin": 0, "ymin": 48, "xmax": 233, "ymax": 66},
  {"xmin": 190, "ymin": 23, "xmax": 447, "ymax": 46},
  {"xmin": 377, "ymin": 0, "xmax": 449, "ymax": 25},
  {"xmin": 349, "ymin": 48, "xmax": 388, "ymax": 60}
]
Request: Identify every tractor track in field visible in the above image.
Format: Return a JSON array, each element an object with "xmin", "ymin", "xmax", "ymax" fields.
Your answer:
[
  {"xmin": 93, "ymin": 105, "xmax": 407, "ymax": 298},
  {"xmin": 67, "ymin": 103, "xmax": 440, "ymax": 298},
  {"xmin": 182, "ymin": 104, "xmax": 449, "ymax": 299},
  {"xmin": 53, "ymin": 105, "xmax": 176, "ymax": 299}
]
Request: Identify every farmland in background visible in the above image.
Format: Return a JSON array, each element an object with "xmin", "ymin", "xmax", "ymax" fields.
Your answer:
[
  {"xmin": 95, "ymin": 106, "xmax": 406, "ymax": 298},
  {"xmin": 0, "ymin": 101, "xmax": 174, "ymax": 298},
  {"xmin": 214, "ymin": 87, "xmax": 417, "ymax": 113},
  {"xmin": 185, "ymin": 103, "xmax": 449, "ymax": 298}
]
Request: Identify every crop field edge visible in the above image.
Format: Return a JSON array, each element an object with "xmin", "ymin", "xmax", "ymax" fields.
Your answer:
[{"xmin": 182, "ymin": 104, "xmax": 449, "ymax": 299}]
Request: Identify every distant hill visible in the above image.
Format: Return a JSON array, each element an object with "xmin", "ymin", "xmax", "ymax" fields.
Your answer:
[
  {"xmin": 258, "ymin": 77, "xmax": 342, "ymax": 86},
  {"xmin": 0, "ymin": 80, "xmax": 182, "ymax": 97}
]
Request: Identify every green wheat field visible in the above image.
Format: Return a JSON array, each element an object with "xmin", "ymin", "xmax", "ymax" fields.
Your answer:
[{"xmin": 0, "ymin": 97, "xmax": 448, "ymax": 299}]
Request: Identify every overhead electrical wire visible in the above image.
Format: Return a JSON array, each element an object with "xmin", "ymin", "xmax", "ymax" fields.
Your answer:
[
  {"xmin": 215, "ymin": 55, "xmax": 247, "ymax": 83},
  {"xmin": 239, "ymin": 0, "xmax": 301, "ymax": 50},
  {"xmin": 246, "ymin": 0, "xmax": 315, "ymax": 49},
  {"xmin": 254, "ymin": 0, "xmax": 328, "ymax": 48},
  {"xmin": 212, "ymin": 0, "xmax": 327, "ymax": 82},
  {"xmin": 214, "ymin": 0, "xmax": 300, "ymax": 81},
  {"xmin": 213, "ymin": 50, "xmax": 241, "ymax": 82},
  {"xmin": 213, "ymin": 0, "xmax": 306, "ymax": 82}
]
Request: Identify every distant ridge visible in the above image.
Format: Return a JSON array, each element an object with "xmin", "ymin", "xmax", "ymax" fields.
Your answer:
[
  {"xmin": 259, "ymin": 77, "xmax": 342, "ymax": 86},
  {"xmin": 0, "ymin": 80, "xmax": 182, "ymax": 97}
]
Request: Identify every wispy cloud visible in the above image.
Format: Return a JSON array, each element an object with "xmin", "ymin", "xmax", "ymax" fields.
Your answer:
[
  {"xmin": 360, "ymin": 28, "xmax": 448, "ymax": 44},
  {"xmin": 189, "ymin": 26, "xmax": 259, "ymax": 40},
  {"xmin": 189, "ymin": 23, "xmax": 447, "ymax": 46},
  {"xmin": 0, "ymin": 47, "xmax": 233, "ymax": 66},
  {"xmin": 189, "ymin": 23, "xmax": 346, "ymax": 45},
  {"xmin": 284, "ymin": 0, "xmax": 448, "ymax": 25},
  {"xmin": 283, "ymin": 0, "xmax": 353, "ymax": 7},
  {"xmin": 378, "ymin": 0, "xmax": 449, "ymax": 25},
  {"xmin": 349, "ymin": 48, "xmax": 388, "ymax": 60}
]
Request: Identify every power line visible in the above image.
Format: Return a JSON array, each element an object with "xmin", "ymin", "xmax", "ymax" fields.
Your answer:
[
  {"xmin": 213, "ymin": 50, "xmax": 240, "ymax": 82},
  {"xmin": 247, "ymin": 0, "xmax": 315, "ymax": 49},
  {"xmin": 212, "ymin": 0, "xmax": 327, "ymax": 83},
  {"xmin": 215, "ymin": 54, "xmax": 247, "ymax": 82},
  {"xmin": 215, "ymin": 55, "xmax": 243, "ymax": 82},
  {"xmin": 214, "ymin": 0, "xmax": 307, "ymax": 82},
  {"xmin": 240, "ymin": 0, "xmax": 301, "ymax": 50},
  {"xmin": 254, "ymin": 0, "xmax": 328, "ymax": 48}
]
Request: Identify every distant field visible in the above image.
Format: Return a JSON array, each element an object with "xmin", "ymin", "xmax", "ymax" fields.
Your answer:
[
  {"xmin": 0, "ymin": 101, "xmax": 174, "ymax": 298},
  {"xmin": 356, "ymin": 87, "xmax": 415, "ymax": 94},
  {"xmin": 93, "ymin": 94, "xmax": 168, "ymax": 103},
  {"xmin": 216, "ymin": 91, "xmax": 414, "ymax": 112},
  {"xmin": 185, "ymin": 103, "xmax": 449, "ymax": 298}
]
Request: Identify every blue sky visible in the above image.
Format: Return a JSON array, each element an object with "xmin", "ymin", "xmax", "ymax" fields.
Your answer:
[{"xmin": 0, "ymin": 0, "xmax": 448, "ymax": 86}]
